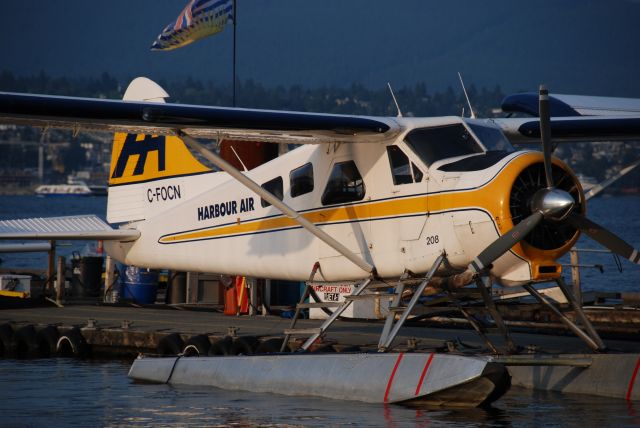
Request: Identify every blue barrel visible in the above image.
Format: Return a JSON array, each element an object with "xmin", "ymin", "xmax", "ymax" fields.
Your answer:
[{"xmin": 121, "ymin": 266, "xmax": 158, "ymax": 304}]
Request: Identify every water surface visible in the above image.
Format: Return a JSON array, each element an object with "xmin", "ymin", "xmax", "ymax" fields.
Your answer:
[{"xmin": 0, "ymin": 358, "xmax": 639, "ymax": 427}]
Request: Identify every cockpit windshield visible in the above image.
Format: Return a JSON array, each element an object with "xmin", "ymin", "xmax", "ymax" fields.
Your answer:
[
  {"xmin": 404, "ymin": 124, "xmax": 483, "ymax": 167},
  {"xmin": 466, "ymin": 122, "xmax": 514, "ymax": 153}
]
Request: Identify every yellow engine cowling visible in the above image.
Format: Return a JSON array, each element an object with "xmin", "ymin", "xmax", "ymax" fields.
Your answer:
[{"xmin": 494, "ymin": 152, "xmax": 585, "ymax": 282}]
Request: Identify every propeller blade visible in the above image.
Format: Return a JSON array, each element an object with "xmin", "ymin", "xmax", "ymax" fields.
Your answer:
[
  {"xmin": 539, "ymin": 85, "xmax": 554, "ymax": 188},
  {"xmin": 567, "ymin": 213, "xmax": 640, "ymax": 264},
  {"xmin": 469, "ymin": 211, "xmax": 544, "ymax": 273}
]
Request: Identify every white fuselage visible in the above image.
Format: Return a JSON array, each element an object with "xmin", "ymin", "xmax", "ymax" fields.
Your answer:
[{"xmin": 106, "ymin": 117, "xmax": 546, "ymax": 284}]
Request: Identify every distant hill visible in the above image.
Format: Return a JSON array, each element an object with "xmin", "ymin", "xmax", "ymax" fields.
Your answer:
[{"xmin": 1, "ymin": 0, "xmax": 640, "ymax": 96}]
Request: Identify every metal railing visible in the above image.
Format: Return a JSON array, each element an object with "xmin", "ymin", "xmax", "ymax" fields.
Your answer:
[{"xmin": 561, "ymin": 247, "xmax": 621, "ymax": 303}]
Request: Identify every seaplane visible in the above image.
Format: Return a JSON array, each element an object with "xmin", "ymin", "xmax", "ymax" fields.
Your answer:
[{"xmin": 0, "ymin": 77, "xmax": 639, "ymax": 407}]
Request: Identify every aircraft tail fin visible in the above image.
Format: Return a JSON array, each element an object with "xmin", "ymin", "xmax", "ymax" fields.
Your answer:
[{"xmin": 107, "ymin": 77, "xmax": 212, "ymax": 224}]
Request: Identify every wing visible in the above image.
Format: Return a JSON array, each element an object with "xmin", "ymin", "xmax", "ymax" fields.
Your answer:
[
  {"xmin": 502, "ymin": 92, "xmax": 640, "ymax": 117},
  {"xmin": 0, "ymin": 91, "xmax": 401, "ymax": 145},
  {"xmin": 492, "ymin": 116, "xmax": 640, "ymax": 144},
  {"xmin": 0, "ymin": 215, "xmax": 140, "ymax": 241},
  {"xmin": 496, "ymin": 92, "xmax": 640, "ymax": 144}
]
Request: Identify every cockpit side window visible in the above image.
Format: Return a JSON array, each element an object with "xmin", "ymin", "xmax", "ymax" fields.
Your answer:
[
  {"xmin": 387, "ymin": 146, "xmax": 413, "ymax": 185},
  {"xmin": 321, "ymin": 161, "xmax": 365, "ymax": 205},
  {"xmin": 412, "ymin": 163, "xmax": 423, "ymax": 182},
  {"xmin": 386, "ymin": 146, "xmax": 424, "ymax": 185},
  {"xmin": 404, "ymin": 125, "xmax": 483, "ymax": 167}
]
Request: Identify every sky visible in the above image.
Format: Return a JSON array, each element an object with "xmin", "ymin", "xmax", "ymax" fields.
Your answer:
[{"xmin": 1, "ymin": 0, "xmax": 640, "ymax": 97}]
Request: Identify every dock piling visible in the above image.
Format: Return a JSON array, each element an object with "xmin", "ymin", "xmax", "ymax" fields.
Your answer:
[
  {"xmin": 55, "ymin": 256, "xmax": 65, "ymax": 304},
  {"xmin": 103, "ymin": 256, "xmax": 116, "ymax": 302},
  {"xmin": 47, "ymin": 240, "xmax": 56, "ymax": 296},
  {"xmin": 570, "ymin": 249, "xmax": 582, "ymax": 303},
  {"xmin": 249, "ymin": 278, "xmax": 257, "ymax": 316},
  {"xmin": 186, "ymin": 272, "xmax": 198, "ymax": 304}
]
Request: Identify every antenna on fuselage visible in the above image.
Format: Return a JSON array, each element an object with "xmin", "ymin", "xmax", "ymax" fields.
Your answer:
[
  {"xmin": 457, "ymin": 72, "xmax": 477, "ymax": 119},
  {"xmin": 387, "ymin": 82, "xmax": 403, "ymax": 117}
]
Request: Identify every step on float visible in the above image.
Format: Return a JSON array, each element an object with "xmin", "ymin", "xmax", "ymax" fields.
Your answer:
[{"xmin": 128, "ymin": 352, "xmax": 510, "ymax": 407}]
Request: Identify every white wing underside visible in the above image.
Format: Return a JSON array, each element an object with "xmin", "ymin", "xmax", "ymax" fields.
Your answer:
[
  {"xmin": 0, "ymin": 215, "xmax": 140, "ymax": 241},
  {"xmin": 0, "ymin": 116, "xmax": 399, "ymax": 145}
]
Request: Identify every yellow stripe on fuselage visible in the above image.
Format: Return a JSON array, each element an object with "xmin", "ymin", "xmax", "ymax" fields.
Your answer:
[
  {"xmin": 159, "ymin": 153, "xmax": 538, "ymax": 244},
  {"xmin": 159, "ymin": 191, "xmax": 489, "ymax": 244},
  {"xmin": 159, "ymin": 151, "xmax": 581, "ymax": 282}
]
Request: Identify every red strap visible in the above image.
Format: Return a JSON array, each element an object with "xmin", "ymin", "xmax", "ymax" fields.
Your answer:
[
  {"xmin": 626, "ymin": 356, "xmax": 640, "ymax": 401},
  {"xmin": 384, "ymin": 353, "xmax": 404, "ymax": 403},
  {"xmin": 415, "ymin": 353, "xmax": 435, "ymax": 396}
]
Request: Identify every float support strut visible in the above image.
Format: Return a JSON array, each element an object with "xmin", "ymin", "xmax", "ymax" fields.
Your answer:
[{"xmin": 523, "ymin": 283, "xmax": 604, "ymax": 352}]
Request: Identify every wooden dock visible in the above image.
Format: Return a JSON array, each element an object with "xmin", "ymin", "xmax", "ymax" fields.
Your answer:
[{"xmin": 2, "ymin": 303, "xmax": 640, "ymax": 355}]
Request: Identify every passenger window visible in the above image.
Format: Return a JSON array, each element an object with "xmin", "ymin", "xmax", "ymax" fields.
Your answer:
[
  {"xmin": 321, "ymin": 161, "xmax": 365, "ymax": 205},
  {"xmin": 404, "ymin": 124, "xmax": 483, "ymax": 166},
  {"xmin": 386, "ymin": 146, "xmax": 425, "ymax": 185},
  {"xmin": 290, "ymin": 163, "xmax": 314, "ymax": 197},
  {"xmin": 260, "ymin": 176, "xmax": 283, "ymax": 208}
]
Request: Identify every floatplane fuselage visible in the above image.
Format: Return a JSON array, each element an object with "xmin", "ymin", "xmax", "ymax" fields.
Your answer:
[{"xmin": 105, "ymin": 115, "xmax": 582, "ymax": 287}]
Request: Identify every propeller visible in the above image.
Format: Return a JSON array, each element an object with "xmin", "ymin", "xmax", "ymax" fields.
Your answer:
[
  {"xmin": 467, "ymin": 85, "xmax": 640, "ymax": 276},
  {"xmin": 469, "ymin": 186, "xmax": 575, "ymax": 273},
  {"xmin": 539, "ymin": 85, "xmax": 554, "ymax": 188},
  {"xmin": 469, "ymin": 211, "xmax": 544, "ymax": 273},
  {"xmin": 566, "ymin": 214, "xmax": 640, "ymax": 264}
]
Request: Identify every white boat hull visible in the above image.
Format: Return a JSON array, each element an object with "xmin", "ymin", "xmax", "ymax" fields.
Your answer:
[{"xmin": 35, "ymin": 184, "xmax": 92, "ymax": 196}]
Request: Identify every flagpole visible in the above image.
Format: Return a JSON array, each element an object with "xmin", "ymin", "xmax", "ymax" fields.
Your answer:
[{"xmin": 232, "ymin": 0, "xmax": 237, "ymax": 107}]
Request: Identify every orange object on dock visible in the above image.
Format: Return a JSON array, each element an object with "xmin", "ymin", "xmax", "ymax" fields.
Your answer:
[{"xmin": 224, "ymin": 276, "xmax": 249, "ymax": 316}]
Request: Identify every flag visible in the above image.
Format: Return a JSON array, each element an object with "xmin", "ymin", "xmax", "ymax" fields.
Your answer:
[{"xmin": 150, "ymin": 0, "xmax": 234, "ymax": 51}]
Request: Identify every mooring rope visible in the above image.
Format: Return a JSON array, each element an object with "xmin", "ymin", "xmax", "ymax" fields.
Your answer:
[{"xmin": 165, "ymin": 355, "xmax": 182, "ymax": 384}]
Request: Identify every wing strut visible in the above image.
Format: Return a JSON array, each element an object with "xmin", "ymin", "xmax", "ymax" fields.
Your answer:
[{"xmin": 177, "ymin": 131, "xmax": 376, "ymax": 276}]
